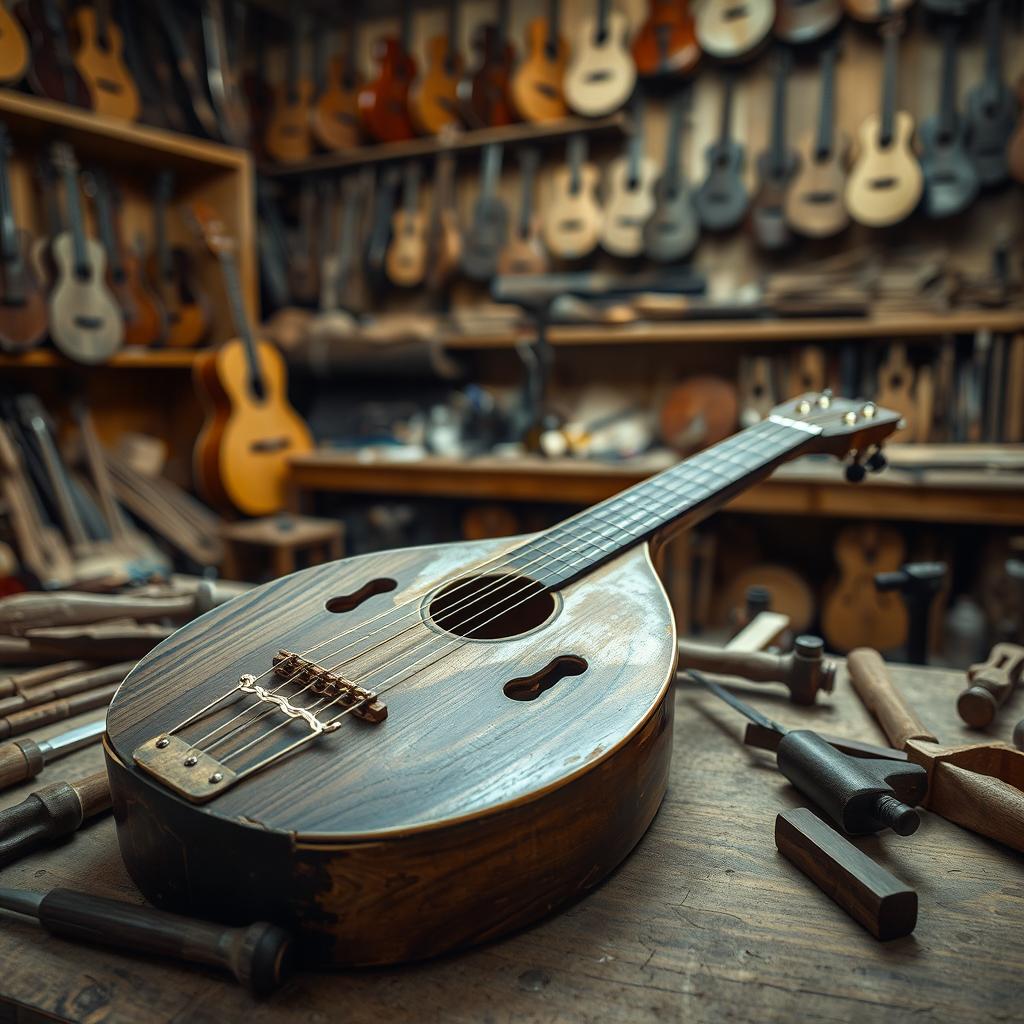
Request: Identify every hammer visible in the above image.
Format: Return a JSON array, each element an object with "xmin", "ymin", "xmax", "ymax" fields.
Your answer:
[{"xmin": 678, "ymin": 634, "xmax": 837, "ymax": 705}]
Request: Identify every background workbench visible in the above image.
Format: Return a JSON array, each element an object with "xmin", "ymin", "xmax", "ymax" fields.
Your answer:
[{"xmin": 0, "ymin": 661, "xmax": 1020, "ymax": 1024}]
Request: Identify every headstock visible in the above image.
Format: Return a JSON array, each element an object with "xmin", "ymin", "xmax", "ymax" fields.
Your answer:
[
  {"xmin": 191, "ymin": 201, "xmax": 235, "ymax": 258},
  {"xmin": 770, "ymin": 391, "xmax": 902, "ymax": 481},
  {"xmin": 50, "ymin": 142, "xmax": 78, "ymax": 175}
]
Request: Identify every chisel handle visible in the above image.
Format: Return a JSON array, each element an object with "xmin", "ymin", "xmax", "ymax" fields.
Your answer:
[
  {"xmin": 0, "ymin": 684, "xmax": 117, "ymax": 740},
  {"xmin": 847, "ymin": 648, "xmax": 937, "ymax": 748},
  {"xmin": 0, "ymin": 738, "xmax": 44, "ymax": 790},
  {"xmin": 35, "ymin": 889, "xmax": 291, "ymax": 995}
]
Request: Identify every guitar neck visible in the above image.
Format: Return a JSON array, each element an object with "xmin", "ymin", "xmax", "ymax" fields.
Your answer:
[
  {"xmin": 505, "ymin": 418, "xmax": 813, "ymax": 588},
  {"xmin": 937, "ymin": 24, "xmax": 959, "ymax": 137},
  {"xmin": 481, "ymin": 143, "xmax": 502, "ymax": 199},
  {"xmin": 567, "ymin": 134, "xmax": 586, "ymax": 193},
  {"xmin": 981, "ymin": 0, "xmax": 1003, "ymax": 92},
  {"xmin": 287, "ymin": 17, "xmax": 304, "ymax": 98},
  {"xmin": 0, "ymin": 135, "xmax": 26, "ymax": 303},
  {"xmin": 768, "ymin": 52, "xmax": 790, "ymax": 174},
  {"xmin": 719, "ymin": 75, "xmax": 735, "ymax": 146},
  {"xmin": 663, "ymin": 92, "xmax": 685, "ymax": 183},
  {"xmin": 879, "ymin": 21, "xmax": 901, "ymax": 146},
  {"xmin": 154, "ymin": 174, "xmax": 172, "ymax": 280},
  {"xmin": 217, "ymin": 246, "xmax": 265, "ymax": 400},
  {"xmin": 403, "ymin": 162, "xmax": 421, "ymax": 216},
  {"xmin": 627, "ymin": 94, "xmax": 645, "ymax": 182},
  {"xmin": 517, "ymin": 150, "xmax": 539, "ymax": 237},
  {"xmin": 91, "ymin": 173, "xmax": 125, "ymax": 281},
  {"xmin": 815, "ymin": 46, "xmax": 837, "ymax": 159},
  {"xmin": 596, "ymin": 0, "xmax": 611, "ymax": 38},
  {"xmin": 546, "ymin": 0, "xmax": 561, "ymax": 52},
  {"xmin": 58, "ymin": 155, "xmax": 90, "ymax": 277}
]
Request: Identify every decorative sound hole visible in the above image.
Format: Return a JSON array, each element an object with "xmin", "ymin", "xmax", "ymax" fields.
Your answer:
[
  {"xmin": 504, "ymin": 656, "xmax": 588, "ymax": 702},
  {"xmin": 428, "ymin": 574, "xmax": 555, "ymax": 640},
  {"xmin": 325, "ymin": 578, "xmax": 397, "ymax": 614}
]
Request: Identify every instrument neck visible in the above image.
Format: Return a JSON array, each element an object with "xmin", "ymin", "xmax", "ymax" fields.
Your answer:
[
  {"xmin": 219, "ymin": 245, "xmax": 266, "ymax": 402},
  {"xmin": 719, "ymin": 75, "xmax": 734, "ymax": 146},
  {"xmin": 546, "ymin": 0, "xmax": 560, "ymax": 54},
  {"xmin": 937, "ymin": 24, "xmax": 958, "ymax": 137},
  {"xmin": 445, "ymin": 0, "xmax": 458, "ymax": 69},
  {"xmin": 0, "ymin": 135, "xmax": 25, "ymax": 304},
  {"xmin": 663, "ymin": 92, "xmax": 685, "ymax": 184},
  {"xmin": 93, "ymin": 174, "xmax": 125, "ymax": 282},
  {"xmin": 155, "ymin": 173, "xmax": 172, "ymax": 280},
  {"xmin": 517, "ymin": 149, "xmax": 538, "ymax": 238},
  {"xmin": 595, "ymin": 0, "xmax": 611, "ymax": 40},
  {"xmin": 480, "ymin": 143, "xmax": 502, "ymax": 199},
  {"xmin": 814, "ymin": 46, "xmax": 837, "ymax": 159},
  {"xmin": 982, "ymin": 0, "xmax": 1002, "ymax": 91},
  {"xmin": 768, "ymin": 51, "xmax": 790, "ymax": 174},
  {"xmin": 879, "ymin": 21, "xmax": 900, "ymax": 146},
  {"xmin": 59, "ymin": 155, "xmax": 90, "ymax": 279},
  {"xmin": 506, "ymin": 419, "xmax": 813, "ymax": 589},
  {"xmin": 568, "ymin": 134, "xmax": 585, "ymax": 194},
  {"xmin": 626, "ymin": 94, "xmax": 645, "ymax": 185}
]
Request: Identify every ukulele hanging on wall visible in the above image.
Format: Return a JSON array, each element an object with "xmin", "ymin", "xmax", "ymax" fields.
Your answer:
[
  {"xmin": 410, "ymin": 0, "xmax": 463, "ymax": 135},
  {"xmin": 498, "ymin": 148, "xmax": 548, "ymax": 276},
  {"xmin": 543, "ymin": 134, "xmax": 604, "ymax": 260},
  {"xmin": 564, "ymin": 0, "xmax": 637, "ymax": 118},
  {"xmin": 601, "ymin": 95, "xmax": 657, "ymax": 258},
  {"xmin": 310, "ymin": 19, "xmax": 361, "ymax": 151},
  {"xmin": 510, "ymin": 0, "xmax": 569, "ymax": 123},
  {"xmin": 72, "ymin": 0, "xmax": 140, "ymax": 121},
  {"xmin": 264, "ymin": 15, "xmax": 314, "ymax": 163},
  {"xmin": 644, "ymin": 89, "xmax": 699, "ymax": 262},
  {"xmin": 464, "ymin": 0, "xmax": 518, "ymax": 129},
  {"xmin": 695, "ymin": 74, "xmax": 748, "ymax": 232},
  {"xmin": 359, "ymin": 8, "xmax": 418, "ymax": 143}
]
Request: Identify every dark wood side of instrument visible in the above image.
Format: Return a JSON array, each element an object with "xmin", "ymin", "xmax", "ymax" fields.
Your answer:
[{"xmin": 104, "ymin": 693, "xmax": 673, "ymax": 966}]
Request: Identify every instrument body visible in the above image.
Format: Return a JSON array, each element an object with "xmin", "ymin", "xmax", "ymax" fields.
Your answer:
[
  {"xmin": 359, "ymin": 30, "xmax": 417, "ymax": 143},
  {"xmin": 18, "ymin": 0, "xmax": 89, "ymax": 106},
  {"xmin": 410, "ymin": 4, "xmax": 463, "ymax": 136},
  {"xmin": 602, "ymin": 152, "xmax": 658, "ymax": 258},
  {"xmin": 461, "ymin": 144, "xmax": 509, "ymax": 282},
  {"xmin": 0, "ymin": 0, "xmax": 29, "ymax": 84},
  {"xmin": 543, "ymin": 137, "xmax": 603, "ymax": 259},
  {"xmin": 644, "ymin": 92, "xmax": 699, "ymax": 262},
  {"xmin": 694, "ymin": 77, "xmax": 747, "ymax": 231},
  {"xmin": 465, "ymin": 11, "xmax": 517, "ymax": 129},
  {"xmin": 750, "ymin": 50, "xmax": 798, "ymax": 251},
  {"xmin": 564, "ymin": 5, "xmax": 636, "ymax": 117},
  {"xmin": 632, "ymin": 0, "xmax": 699, "ymax": 78},
  {"xmin": 385, "ymin": 165, "xmax": 427, "ymax": 288},
  {"xmin": 72, "ymin": 1, "xmax": 140, "ymax": 121},
  {"xmin": 695, "ymin": 0, "xmax": 772, "ymax": 60},
  {"xmin": 311, "ymin": 54, "xmax": 361, "ymax": 152},
  {"xmin": 426, "ymin": 153, "xmax": 462, "ymax": 291},
  {"xmin": 773, "ymin": 0, "xmax": 842, "ymax": 45},
  {"xmin": 510, "ymin": 5, "xmax": 569, "ymax": 122},
  {"xmin": 265, "ymin": 85, "xmax": 314, "ymax": 164},
  {"xmin": 498, "ymin": 148, "xmax": 547, "ymax": 275}
]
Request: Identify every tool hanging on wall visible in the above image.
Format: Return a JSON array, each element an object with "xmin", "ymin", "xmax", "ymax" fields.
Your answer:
[
  {"xmin": 689, "ymin": 671, "xmax": 928, "ymax": 835},
  {"xmin": 874, "ymin": 561, "xmax": 947, "ymax": 664}
]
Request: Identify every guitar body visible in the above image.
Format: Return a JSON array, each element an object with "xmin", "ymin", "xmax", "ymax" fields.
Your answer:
[
  {"xmin": 410, "ymin": 37, "xmax": 463, "ymax": 135},
  {"xmin": 385, "ymin": 210, "xmax": 428, "ymax": 288},
  {"xmin": 462, "ymin": 198, "xmax": 509, "ymax": 282},
  {"xmin": 72, "ymin": 6, "xmax": 140, "ymax": 120},
  {"xmin": 0, "ymin": 2, "xmax": 28, "ymax": 83},
  {"xmin": 751, "ymin": 147, "xmax": 798, "ymax": 251},
  {"xmin": 694, "ymin": 140, "xmax": 748, "ymax": 231},
  {"xmin": 264, "ymin": 80, "xmax": 315, "ymax": 164},
  {"xmin": 632, "ymin": 0, "xmax": 699, "ymax": 77},
  {"xmin": 919, "ymin": 115, "xmax": 979, "ymax": 219},
  {"xmin": 427, "ymin": 211, "xmax": 462, "ymax": 291},
  {"xmin": 193, "ymin": 338, "xmax": 313, "ymax": 516},
  {"xmin": 822, "ymin": 524, "xmax": 908, "ymax": 652},
  {"xmin": 773, "ymin": 0, "xmax": 842, "ymax": 45},
  {"xmin": 359, "ymin": 39, "xmax": 417, "ymax": 143},
  {"xmin": 0, "ymin": 230, "xmax": 47, "ymax": 352},
  {"xmin": 543, "ymin": 165, "xmax": 603, "ymax": 259},
  {"xmin": 784, "ymin": 134, "xmax": 850, "ymax": 238},
  {"xmin": 564, "ymin": 12, "xmax": 636, "ymax": 117},
  {"xmin": 695, "ymin": 0, "xmax": 772, "ymax": 61},
  {"xmin": 112, "ymin": 252, "xmax": 164, "ymax": 347},
  {"xmin": 644, "ymin": 175, "xmax": 699, "ymax": 261},
  {"xmin": 311, "ymin": 58, "xmax": 361, "ymax": 151},
  {"xmin": 841, "ymin": 0, "xmax": 913, "ymax": 20},
  {"xmin": 17, "ymin": 1, "xmax": 90, "ymax": 106},
  {"xmin": 466, "ymin": 26, "xmax": 517, "ymax": 128},
  {"xmin": 499, "ymin": 222, "xmax": 549, "ymax": 275},
  {"xmin": 510, "ymin": 17, "xmax": 568, "ymax": 122},
  {"xmin": 601, "ymin": 154, "xmax": 658, "ymax": 257},
  {"xmin": 964, "ymin": 83, "xmax": 1017, "ymax": 188},
  {"xmin": 104, "ymin": 534, "xmax": 676, "ymax": 966},
  {"xmin": 152, "ymin": 250, "xmax": 209, "ymax": 348},
  {"xmin": 875, "ymin": 342, "xmax": 916, "ymax": 442},
  {"xmin": 845, "ymin": 112, "xmax": 922, "ymax": 227},
  {"xmin": 48, "ymin": 234, "xmax": 123, "ymax": 363}
]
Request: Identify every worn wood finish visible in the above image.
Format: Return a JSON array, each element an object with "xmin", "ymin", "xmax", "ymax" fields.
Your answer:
[{"xmin": 3, "ymin": 662, "xmax": 1024, "ymax": 1021}]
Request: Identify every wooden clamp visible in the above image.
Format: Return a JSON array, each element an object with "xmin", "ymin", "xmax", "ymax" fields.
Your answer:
[{"xmin": 958, "ymin": 644, "xmax": 1024, "ymax": 728}]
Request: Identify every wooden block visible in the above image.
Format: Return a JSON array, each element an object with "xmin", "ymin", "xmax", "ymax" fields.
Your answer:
[{"xmin": 775, "ymin": 808, "xmax": 917, "ymax": 941}]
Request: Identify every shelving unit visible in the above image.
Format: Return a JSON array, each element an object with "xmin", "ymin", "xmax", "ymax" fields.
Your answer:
[{"xmin": 0, "ymin": 349, "xmax": 210, "ymax": 369}]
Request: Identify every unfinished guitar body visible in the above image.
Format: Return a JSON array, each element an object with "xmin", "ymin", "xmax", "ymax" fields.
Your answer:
[
  {"xmin": 104, "ymin": 536, "xmax": 677, "ymax": 966},
  {"xmin": 845, "ymin": 112, "xmax": 922, "ymax": 227}
]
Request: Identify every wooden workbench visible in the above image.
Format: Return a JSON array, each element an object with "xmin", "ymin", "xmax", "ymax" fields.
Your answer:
[{"xmin": 0, "ymin": 661, "xmax": 1021, "ymax": 1023}]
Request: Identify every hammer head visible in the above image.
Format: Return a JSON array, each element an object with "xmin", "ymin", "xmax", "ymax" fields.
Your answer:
[{"xmin": 790, "ymin": 635, "xmax": 837, "ymax": 705}]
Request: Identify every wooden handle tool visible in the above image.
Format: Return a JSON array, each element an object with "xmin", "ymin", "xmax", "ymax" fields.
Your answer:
[
  {"xmin": 0, "ymin": 662, "xmax": 132, "ymax": 717},
  {"xmin": 775, "ymin": 808, "xmax": 917, "ymax": 941},
  {"xmin": 846, "ymin": 648, "xmax": 938, "ymax": 747},
  {"xmin": 959, "ymin": 644, "xmax": 1024, "ymax": 728},
  {"xmin": 19, "ymin": 622, "xmax": 174, "ymax": 661},
  {"xmin": 0, "ymin": 684, "xmax": 118, "ymax": 741},
  {"xmin": 0, "ymin": 887, "xmax": 291, "ymax": 996},
  {"xmin": 0, "ymin": 719, "xmax": 106, "ymax": 790},
  {"xmin": 0, "ymin": 661, "xmax": 96, "ymax": 700},
  {"xmin": 0, "ymin": 770, "xmax": 111, "ymax": 868}
]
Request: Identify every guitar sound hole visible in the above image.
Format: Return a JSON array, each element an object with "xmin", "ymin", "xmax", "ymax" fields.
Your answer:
[
  {"xmin": 428, "ymin": 573, "xmax": 556, "ymax": 640},
  {"xmin": 73, "ymin": 315, "xmax": 103, "ymax": 330},
  {"xmin": 535, "ymin": 83, "xmax": 558, "ymax": 98},
  {"xmin": 868, "ymin": 177, "xmax": 897, "ymax": 190},
  {"xmin": 97, "ymin": 78, "xmax": 122, "ymax": 94},
  {"xmin": 504, "ymin": 656, "xmax": 588, "ymax": 702},
  {"xmin": 586, "ymin": 70, "xmax": 612, "ymax": 83},
  {"xmin": 805, "ymin": 191, "xmax": 838, "ymax": 204},
  {"xmin": 723, "ymin": 5, "xmax": 750, "ymax": 19},
  {"xmin": 559, "ymin": 218, "xmax": 583, "ymax": 232},
  {"xmin": 325, "ymin": 578, "xmax": 397, "ymax": 614}
]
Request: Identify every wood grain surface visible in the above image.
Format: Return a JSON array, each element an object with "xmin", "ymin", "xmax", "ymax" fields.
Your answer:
[{"xmin": 0, "ymin": 660, "xmax": 1022, "ymax": 1022}]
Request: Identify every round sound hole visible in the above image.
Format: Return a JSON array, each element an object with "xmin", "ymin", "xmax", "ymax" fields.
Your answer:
[{"xmin": 427, "ymin": 574, "xmax": 556, "ymax": 640}]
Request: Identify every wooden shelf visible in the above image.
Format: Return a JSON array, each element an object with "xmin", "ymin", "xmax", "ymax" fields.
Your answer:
[
  {"xmin": 288, "ymin": 449, "xmax": 1024, "ymax": 527},
  {"xmin": 440, "ymin": 309, "xmax": 1024, "ymax": 350},
  {"xmin": 259, "ymin": 114, "xmax": 628, "ymax": 176},
  {"xmin": 0, "ymin": 348, "xmax": 210, "ymax": 369}
]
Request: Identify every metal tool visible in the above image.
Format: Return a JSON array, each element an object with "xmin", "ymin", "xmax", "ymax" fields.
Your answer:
[
  {"xmin": 0, "ymin": 719, "xmax": 105, "ymax": 791},
  {"xmin": 874, "ymin": 561, "xmax": 947, "ymax": 665},
  {"xmin": 0, "ymin": 886, "xmax": 291, "ymax": 996},
  {"xmin": 691, "ymin": 670, "xmax": 927, "ymax": 835}
]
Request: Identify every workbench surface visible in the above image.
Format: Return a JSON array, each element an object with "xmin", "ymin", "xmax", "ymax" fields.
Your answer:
[{"xmin": 0, "ymin": 661, "xmax": 1020, "ymax": 1024}]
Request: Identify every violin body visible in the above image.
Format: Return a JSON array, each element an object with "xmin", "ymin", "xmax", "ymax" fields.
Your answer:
[
  {"xmin": 0, "ymin": 2, "xmax": 29, "ymax": 83},
  {"xmin": 192, "ymin": 338, "xmax": 313, "ymax": 516},
  {"xmin": 466, "ymin": 25, "xmax": 517, "ymax": 128},
  {"xmin": 410, "ymin": 35, "xmax": 463, "ymax": 135},
  {"xmin": 510, "ymin": 16, "xmax": 569, "ymax": 122},
  {"xmin": 0, "ymin": 230, "xmax": 47, "ymax": 352},
  {"xmin": 632, "ymin": 0, "xmax": 699, "ymax": 78},
  {"xmin": 784, "ymin": 133, "xmax": 850, "ymax": 238},
  {"xmin": 543, "ymin": 164, "xmax": 603, "ymax": 259},
  {"xmin": 601, "ymin": 154, "xmax": 658, "ymax": 257},
  {"xmin": 72, "ymin": 5, "xmax": 140, "ymax": 121},
  {"xmin": 359, "ymin": 38, "xmax": 417, "ymax": 143},
  {"xmin": 564, "ymin": 11, "xmax": 636, "ymax": 118},
  {"xmin": 104, "ymin": 534, "xmax": 676, "ymax": 966},
  {"xmin": 264, "ymin": 80, "xmax": 315, "ymax": 164},
  {"xmin": 845, "ymin": 112, "xmax": 922, "ymax": 227},
  {"xmin": 695, "ymin": 0, "xmax": 772, "ymax": 61},
  {"xmin": 311, "ymin": 56, "xmax": 361, "ymax": 151}
]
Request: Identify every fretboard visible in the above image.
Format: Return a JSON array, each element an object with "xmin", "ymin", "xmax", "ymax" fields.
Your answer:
[{"xmin": 505, "ymin": 417, "xmax": 816, "ymax": 589}]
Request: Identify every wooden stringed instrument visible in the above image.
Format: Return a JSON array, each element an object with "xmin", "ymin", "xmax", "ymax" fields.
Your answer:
[
  {"xmin": 564, "ymin": 0, "xmax": 637, "ymax": 118},
  {"xmin": 498, "ymin": 147, "xmax": 548, "ymax": 276},
  {"xmin": 191, "ymin": 203, "xmax": 313, "ymax": 517},
  {"xmin": 845, "ymin": 17, "xmax": 922, "ymax": 228},
  {"xmin": 359, "ymin": 9, "xmax": 417, "ymax": 144},
  {"xmin": 919, "ymin": 21, "xmax": 979, "ymax": 219},
  {"xmin": 644, "ymin": 89, "xmax": 699, "ymax": 262},
  {"xmin": 385, "ymin": 162, "xmax": 428, "ymax": 288},
  {"xmin": 410, "ymin": 0, "xmax": 463, "ymax": 136},
  {"xmin": 632, "ymin": 0, "xmax": 699, "ymax": 78},
  {"xmin": 543, "ymin": 134, "xmax": 604, "ymax": 259},
  {"xmin": 71, "ymin": 0, "xmax": 140, "ymax": 121},
  {"xmin": 201, "ymin": 0, "xmax": 250, "ymax": 148},
  {"xmin": 463, "ymin": 0, "xmax": 517, "ymax": 129},
  {"xmin": 874, "ymin": 341, "xmax": 917, "ymax": 442},
  {"xmin": 150, "ymin": 171, "xmax": 209, "ymax": 349},
  {"xmin": 694, "ymin": 75, "xmax": 748, "ymax": 231},
  {"xmin": 1010, "ymin": 77, "xmax": 1024, "ymax": 185},
  {"xmin": 749, "ymin": 48, "xmax": 798, "ymax": 251},
  {"xmin": 695, "ymin": 0, "xmax": 773, "ymax": 61},
  {"xmin": 774, "ymin": 0, "xmax": 842, "ymax": 44},
  {"xmin": 509, "ymin": 0, "xmax": 569, "ymax": 123},
  {"xmin": 311, "ymin": 21, "xmax": 362, "ymax": 152},
  {"xmin": 842, "ymin": 0, "xmax": 913, "ymax": 21},
  {"xmin": 104, "ymin": 393, "xmax": 901, "ymax": 966},
  {"xmin": 0, "ymin": 124, "xmax": 47, "ymax": 353},
  {"xmin": 426, "ymin": 150, "xmax": 462, "ymax": 292},
  {"xmin": 784, "ymin": 43, "xmax": 849, "ymax": 238},
  {"xmin": 152, "ymin": 0, "xmax": 220, "ymax": 139},
  {"xmin": 86, "ymin": 169, "xmax": 164, "ymax": 347},
  {"xmin": 0, "ymin": 0, "xmax": 29, "ymax": 84},
  {"xmin": 18, "ymin": 0, "xmax": 90, "ymax": 107},
  {"xmin": 264, "ymin": 16, "xmax": 314, "ymax": 164},
  {"xmin": 324, "ymin": 171, "xmax": 371, "ymax": 313},
  {"xmin": 822, "ymin": 523, "xmax": 909, "ymax": 652},
  {"xmin": 287, "ymin": 180, "xmax": 319, "ymax": 306},
  {"xmin": 461, "ymin": 143, "xmax": 509, "ymax": 282},
  {"xmin": 601, "ymin": 96, "xmax": 657, "ymax": 258},
  {"xmin": 47, "ymin": 142, "xmax": 123, "ymax": 364}
]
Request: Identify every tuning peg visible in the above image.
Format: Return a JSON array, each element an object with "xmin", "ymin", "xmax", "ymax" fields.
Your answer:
[
  {"xmin": 845, "ymin": 460, "xmax": 867, "ymax": 483},
  {"xmin": 866, "ymin": 449, "xmax": 888, "ymax": 473}
]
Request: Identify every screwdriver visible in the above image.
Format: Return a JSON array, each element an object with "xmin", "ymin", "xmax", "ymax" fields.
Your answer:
[
  {"xmin": 689, "ymin": 670, "xmax": 928, "ymax": 835},
  {"xmin": 0, "ymin": 718, "xmax": 105, "ymax": 791},
  {"xmin": 0, "ymin": 886, "xmax": 291, "ymax": 996}
]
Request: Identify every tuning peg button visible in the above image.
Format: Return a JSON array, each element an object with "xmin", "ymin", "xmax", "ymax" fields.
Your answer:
[
  {"xmin": 867, "ymin": 451, "xmax": 888, "ymax": 472},
  {"xmin": 845, "ymin": 462, "xmax": 867, "ymax": 483}
]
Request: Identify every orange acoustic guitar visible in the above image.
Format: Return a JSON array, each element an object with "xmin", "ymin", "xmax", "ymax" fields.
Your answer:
[
  {"xmin": 0, "ymin": 0, "xmax": 29, "ymax": 84},
  {"xmin": 192, "ymin": 204, "xmax": 313, "ymax": 518},
  {"xmin": 311, "ymin": 22, "xmax": 361, "ymax": 152},
  {"xmin": 510, "ymin": 0, "xmax": 569, "ymax": 123},
  {"xmin": 264, "ymin": 16, "xmax": 314, "ymax": 163},
  {"xmin": 72, "ymin": 0, "xmax": 140, "ymax": 121},
  {"xmin": 410, "ymin": 0, "xmax": 463, "ymax": 135}
]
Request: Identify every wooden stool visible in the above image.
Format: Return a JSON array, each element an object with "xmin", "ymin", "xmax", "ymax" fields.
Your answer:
[{"xmin": 219, "ymin": 515, "xmax": 344, "ymax": 581}]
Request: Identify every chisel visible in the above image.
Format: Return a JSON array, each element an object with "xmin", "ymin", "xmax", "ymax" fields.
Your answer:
[{"xmin": 0, "ymin": 718, "xmax": 106, "ymax": 791}]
